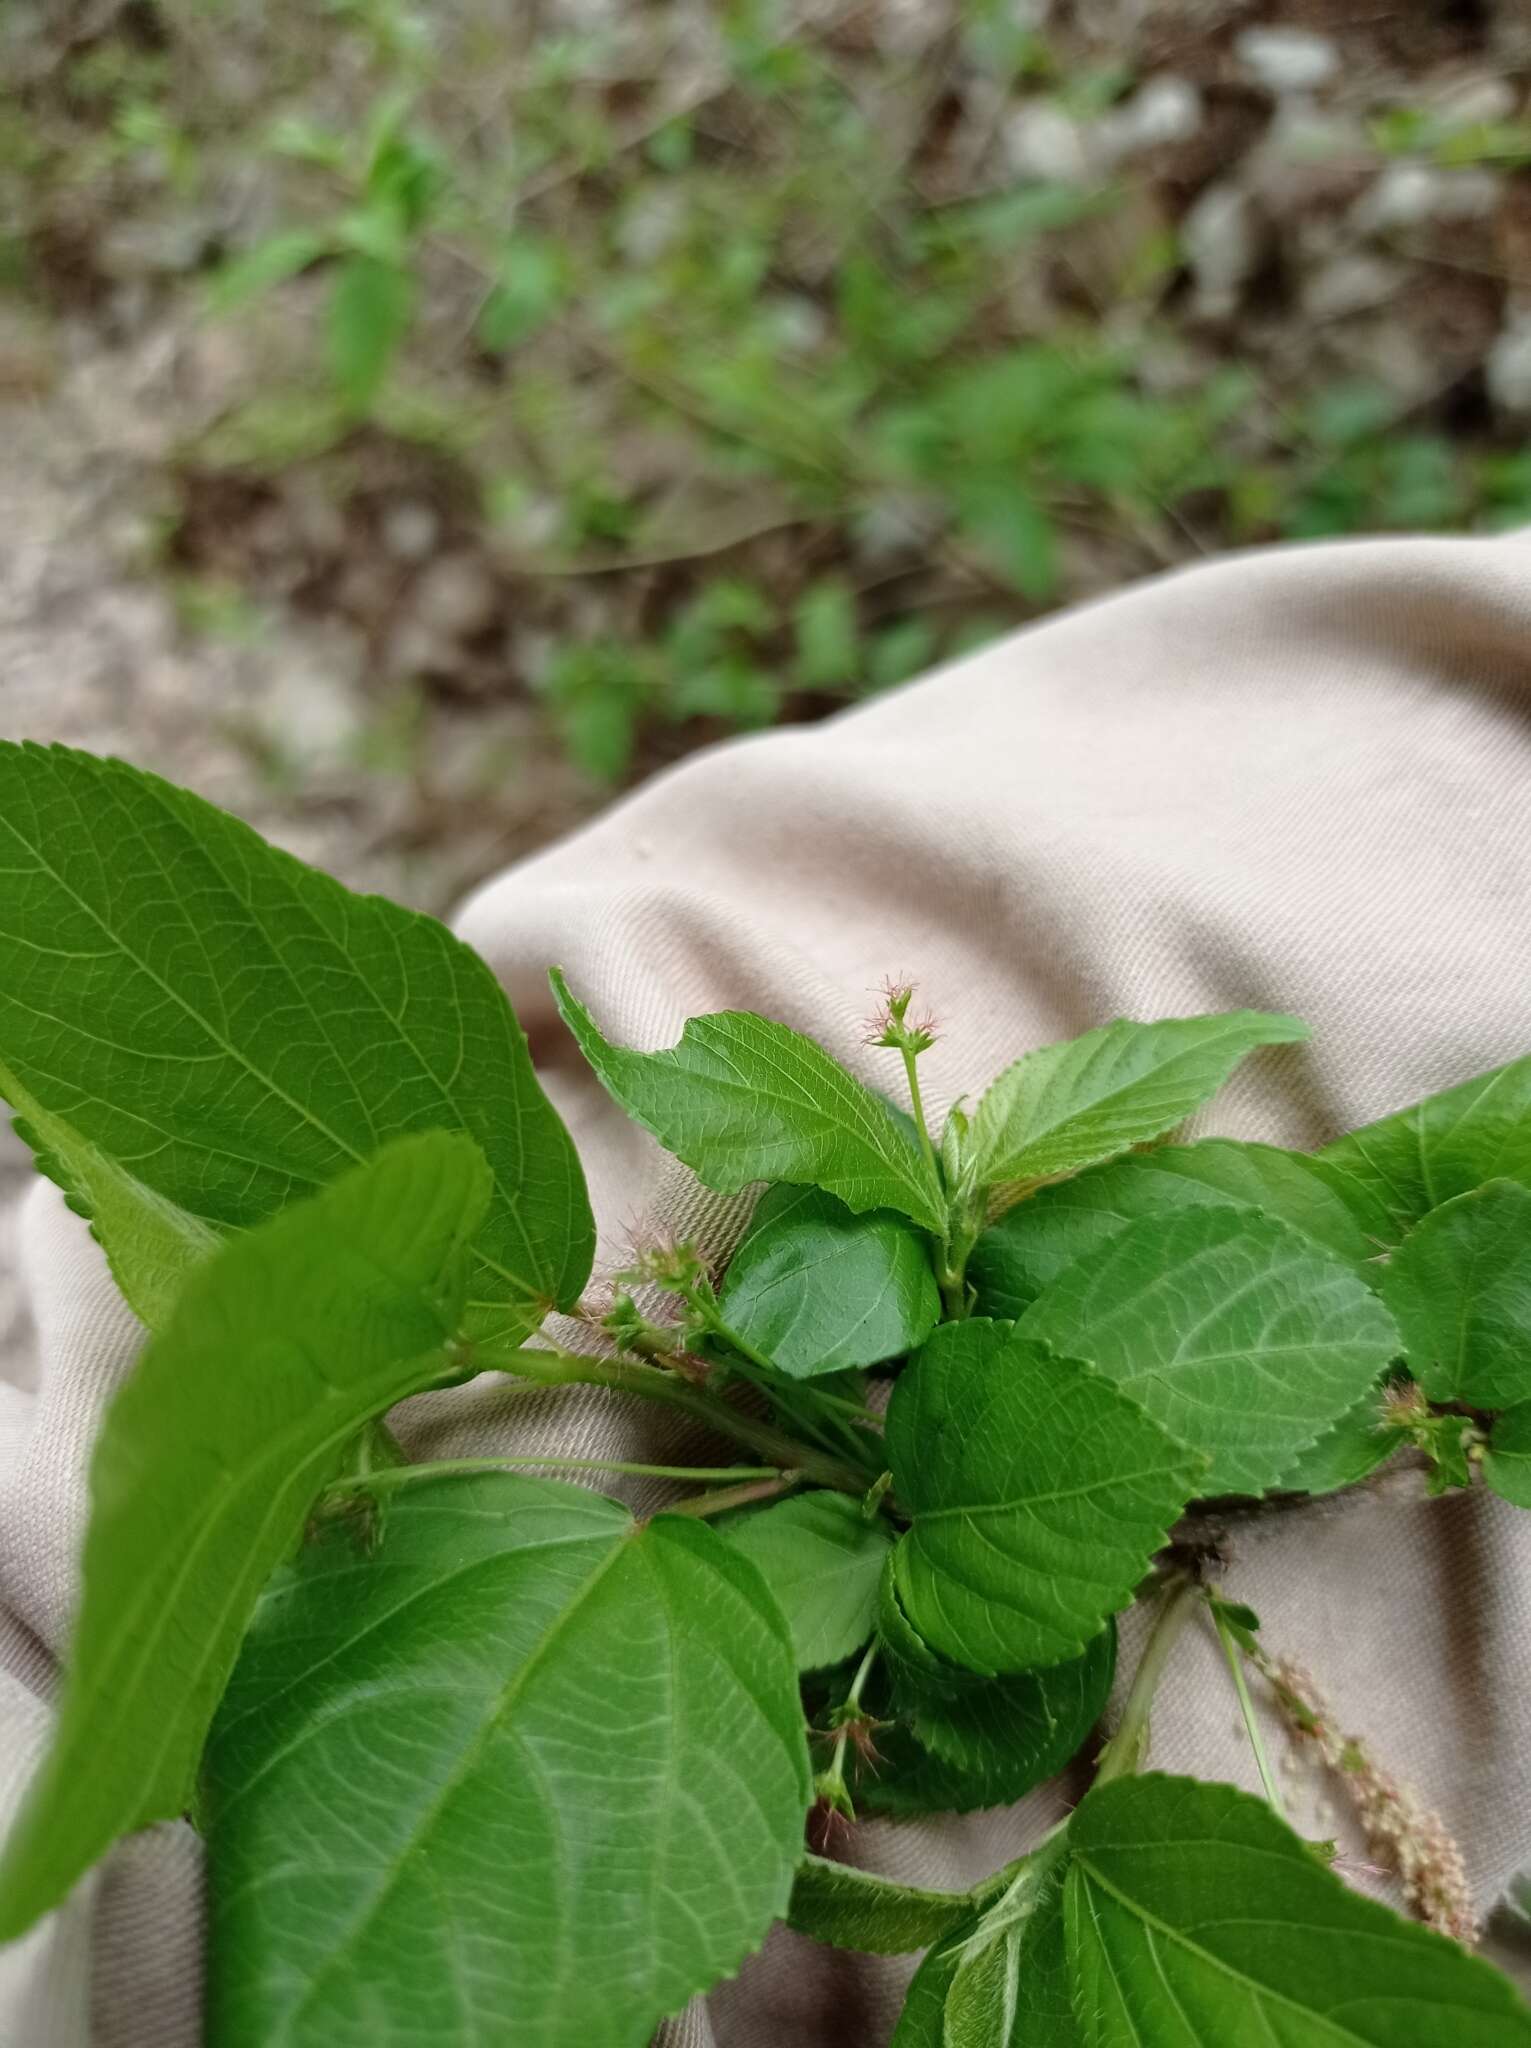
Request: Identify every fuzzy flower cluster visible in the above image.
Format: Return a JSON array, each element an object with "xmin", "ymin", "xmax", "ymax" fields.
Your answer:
[
  {"xmin": 1266, "ymin": 1656, "xmax": 1476, "ymax": 1946},
  {"xmin": 863, "ymin": 976, "xmax": 938, "ymax": 1054}
]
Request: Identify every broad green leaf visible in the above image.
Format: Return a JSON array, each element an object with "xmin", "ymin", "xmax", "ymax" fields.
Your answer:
[
  {"xmin": 968, "ymin": 1139, "xmax": 1389, "ymax": 1319},
  {"xmin": 328, "ymin": 251, "xmax": 412, "ymax": 408},
  {"xmin": 886, "ymin": 1323, "xmax": 1198, "ymax": 1674},
  {"xmin": 1273, "ymin": 1383, "xmax": 1401, "ymax": 1495},
  {"xmin": 722, "ymin": 1489, "xmax": 893, "ymax": 1670},
  {"xmin": 876, "ymin": 1550, "xmax": 979, "ymax": 1697},
  {"xmin": 1484, "ymin": 1403, "xmax": 1531, "ymax": 1509},
  {"xmin": 1319, "ymin": 1056, "xmax": 1531, "ymax": 1236},
  {"xmin": 1065, "ymin": 1774, "xmax": 1531, "ymax": 2047},
  {"xmin": 1378, "ymin": 1181, "xmax": 1531, "ymax": 1407},
  {"xmin": 0, "ymin": 1131, "xmax": 490, "ymax": 1939},
  {"xmin": 868, "ymin": 1629, "xmax": 1114, "ymax": 1816},
  {"xmin": 1018, "ymin": 1208, "xmax": 1401, "ymax": 1495},
  {"xmin": 205, "ymin": 1473, "xmax": 811, "ymax": 2048},
  {"xmin": 908, "ymin": 1626, "xmax": 1114, "ymax": 1786},
  {"xmin": 719, "ymin": 1183, "xmax": 940, "ymax": 1377},
  {"xmin": 786, "ymin": 1855, "xmax": 973, "ymax": 1955},
  {"xmin": 550, "ymin": 969, "xmax": 945, "ymax": 1233},
  {"xmin": 967, "ymin": 1011, "xmax": 1308, "ymax": 1198},
  {"xmin": 0, "ymin": 744, "xmax": 593, "ymax": 1337}
]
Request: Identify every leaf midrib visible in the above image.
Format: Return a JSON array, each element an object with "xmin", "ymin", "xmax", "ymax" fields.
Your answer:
[
  {"xmin": 278, "ymin": 1528, "xmax": 635, "ymax": 2034},
  {"xmin": 0, "ymin": 802, "xmax": 370, "ymax": 1177},
  {"xmin": 982, "ymin": 1018, "xmax": 1290, "ymax": 1178},
  {"xmin": 1073, "ymin": 1853, "xmax": 1446, "ymax": 2045},
  {"xmin": 73, "ymin": 1345, "xmax": 452, "ymax": 1836},
  {"xmin": 0, "ymin": 790, "xmax": 548, "ymax": 1310}
]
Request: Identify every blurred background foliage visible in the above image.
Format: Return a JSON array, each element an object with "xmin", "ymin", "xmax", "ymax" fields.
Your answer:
[{"xmin": 4, "ymin": 0, "xmax": 1531, "ymax": 899}]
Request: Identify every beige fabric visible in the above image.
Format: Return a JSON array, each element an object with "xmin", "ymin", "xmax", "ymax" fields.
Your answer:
[{"xmin": 4, "ymin": 530, "xmax": 1531, "ymax": 2043}]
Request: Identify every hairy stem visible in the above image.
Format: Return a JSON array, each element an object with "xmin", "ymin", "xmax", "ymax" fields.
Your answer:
[
  {"xmin": 328, "ymin": 1456, "xmax": 787, "ymax": 1500},
  {"xmin": 938, "ymin": 1266, "xmax": 970, "ymax": 1322},
  {"xmin": 902, "ymin": 1044, "xmax": 941, "ymax": 1194},
  {"xmin": 1093, "ymin": 1574, "xmax": 1197, "ymax": 1787},
  {"xmin": 473, "ymin": 1343, "xmax": 871, "ymax": 1496},
  {"xmin": 665, "ymin": 1473, "xmax": 803, "ymax": 1519},
  {"xmin": 708, "ymin": 1345, "xmax": 881, "ymax": 1473}
]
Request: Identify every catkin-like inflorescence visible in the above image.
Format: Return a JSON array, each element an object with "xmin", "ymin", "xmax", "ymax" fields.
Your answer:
[{"xmin": 1265, "ymin": 1656, "xmax": 1476, "ymax": 1946}]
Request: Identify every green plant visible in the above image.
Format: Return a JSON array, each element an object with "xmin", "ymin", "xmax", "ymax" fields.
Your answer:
[
  {"xmin": 17, "ymin": 5, "xmax": 1531, "ymax": 801},
  {"xmin": 1, "ymin": 741, "xmax": 1530, "ymax": 2044},
  {"xmin": 208, "ymin": 97, "xmax": 445, "ymax": 413}
]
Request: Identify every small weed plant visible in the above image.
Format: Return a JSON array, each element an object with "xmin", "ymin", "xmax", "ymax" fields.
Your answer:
[{"xmin": 0, "ymin": 742, "xmax": 1529, "ymax": 2043}]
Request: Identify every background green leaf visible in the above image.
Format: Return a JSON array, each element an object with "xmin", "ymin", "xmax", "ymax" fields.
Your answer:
[
  {"xmin": 968, "ymin": 1011, "xmax": 1308, "ymax": 1197},
  {"xmin": 786, "ymin": 1856, "xmax": 973, "ymax": 1956},
  {"xmin": 1378, "ymin": 1180, "xmax": 1531, "ymax": 1406},
  {"xmin": 206, "ymin": 1473, "xmax": 812, "ymax": 2048},
  {"xmin": 1319, "ymin": 1057, "xmax": 1531, "ymax": 1236},
  {"xmin": 1066, "ymin": 1775, "xmax": 1531, "ymax": 2046},
  {"xmin": 550, "ymin": 969, "xmax": 945, "ymax": 1232},
  {"xmin": 1018, "ymin": 1208, "xmax": 1401, "ymax": 1495},
  {"xmin": 968, "ymin": 1139, "xmax": 1389, "ymax": 1320},
  {"xmin": 722, "ymin": 1489, "xmax": 893, "ymax": 1670},
  {"xmin": 719, "ymin": 1183, "xmax": 940, "ymax": 1378},
  {"xmin": 0, "ymin": 1130, "xmax": 490, "ymax": 1939},
  {"xmin": 886, "ymin": 1323, "xmax": 1198, "ymax": 1674},
  {"xmin": 206, "ymin": 228, "xmax": 329, "ymax": 312},
  {"xmin": 793, "ymin": 578, "xmax": 860, "ymax": 689},
  {"xmin": 328, "ymin": 251, "xmax": 413, "ymax": 409},
  {"xmin": 0, "ymin": 744, "xmax": 593, "ymax": 1338}
]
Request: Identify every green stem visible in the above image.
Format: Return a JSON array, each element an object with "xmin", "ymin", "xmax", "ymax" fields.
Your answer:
[
  {"xmin": 1093, "ymin": 1574, "xmax": 1197, "ymax": 1787},
  {"xmin": 474, "ymin": 1343, "xmax": 871, "ymax": 1497},
  {"xmin": 329, "ymin": 1456, "xmax": 787, "ymax": 1500},
  {"xmin": 665, "ymin": 1473, "xmax": 803, "ymax": 1519},
  {"xmin": 693, "ymin": 1307, "xmax": 883, "ymax": 1470},
  {"xmin": 902, "ymin": 1044, "xmax": 941, "ymax": 1193},
  {"xmin": 709, "ymin": 1346, "xmax": 878, "ymax": 1471},
  {"xmin": 802, "ymin": 1388, "xmax": 884, "ymax": 1427},
  {"xmin": 353, "ymin": 1416, "xmax": 407, "ymax": 1474},
  {"xmin": 1210, "ymin": 1596, "xmax": 1286, "ymax": 1818},
  {"xmin": 695, "ymin": 1302, "xmax": 783, "ymax": 1381}
]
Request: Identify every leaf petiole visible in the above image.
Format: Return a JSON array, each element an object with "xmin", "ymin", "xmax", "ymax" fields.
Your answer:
[
  {"xmin": 1209, "ymin": 1592, "xmax": 1286, "ymax": 1818},
  {"xmin": 472, "ymin": 1342, "xmax": 873, "ymax": 1496},
  {"xmin": 1093, "ymin": 1573, "xmax": 1198, "ymax": 1786},
  {"xmin": 665, "ymin": 1473, "xmax": 805, "ymax": 1519},
  {"xmin": 327, "ymin": 1456, "xmax": 790, "ymax": 1499},
  {"xmin": 901, "ymin": 1043, "xmax": 941, "ymax": 1196}
]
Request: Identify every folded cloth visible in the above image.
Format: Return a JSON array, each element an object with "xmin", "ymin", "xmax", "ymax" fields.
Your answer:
[{"xmin": 4, "ymin": 531, "xmax": 1531, "ymax": 2045}]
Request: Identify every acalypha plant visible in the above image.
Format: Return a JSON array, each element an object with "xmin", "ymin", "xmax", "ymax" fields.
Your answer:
[{"xmin": 0, "ymin": 741, "xmax": 1527, "ymax": 2045}]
